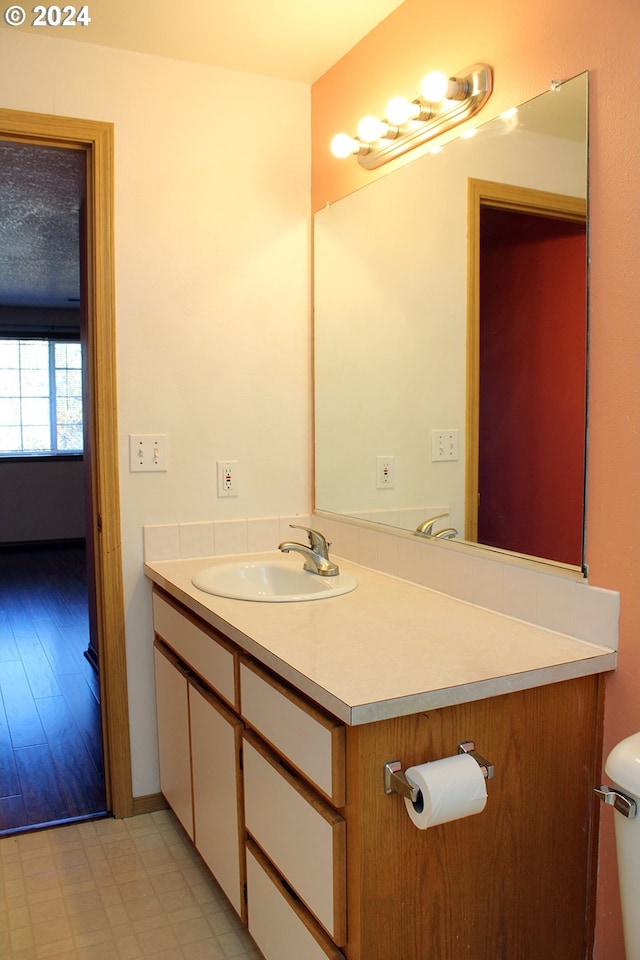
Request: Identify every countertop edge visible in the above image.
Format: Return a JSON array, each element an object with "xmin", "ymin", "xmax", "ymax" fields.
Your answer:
[{"xmin": 144, "ymin": 560, "xmax": 616, "ymax": 726}]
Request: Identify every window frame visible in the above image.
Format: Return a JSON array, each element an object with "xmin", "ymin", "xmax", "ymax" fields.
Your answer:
[{"xmin": 0, "ymin": 334, "xmax": 84, "ymax": 459}]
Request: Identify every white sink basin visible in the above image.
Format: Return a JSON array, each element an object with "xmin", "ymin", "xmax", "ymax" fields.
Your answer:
[{"xmin": 191, "ymin": 559, "xmax": 358, "ymax": 602}]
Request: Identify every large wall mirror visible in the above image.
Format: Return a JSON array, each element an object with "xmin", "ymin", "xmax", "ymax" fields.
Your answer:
[{"xmin": 314, "ymin": 72, "xmax": 588, "ymax": 571}]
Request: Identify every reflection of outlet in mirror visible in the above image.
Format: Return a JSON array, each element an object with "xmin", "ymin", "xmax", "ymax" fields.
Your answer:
[
  {"xmin": 217, "ymin": 460, "xmax": 239, "ymax": 497},
  {"xmin": 432, "ymin": 430, "xmax": 458, "ymax": 462},
  {"xmin": 129, "ymin": 434, "xmax": 168, "ymax": 472},
  {"xmin": 376, "ymin": 455, "xmax": 395, "ymax": 489}
]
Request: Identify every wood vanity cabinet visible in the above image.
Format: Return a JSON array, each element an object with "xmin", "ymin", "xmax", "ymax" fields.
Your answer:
[{"xmin": 151, "ymin": 586, "xmax": 603, "ymax": 960}]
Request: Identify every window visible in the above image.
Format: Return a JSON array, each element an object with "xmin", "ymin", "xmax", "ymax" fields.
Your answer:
[{"xmin": 0, "ymin": 338, "xmax": 83, "ymax": 455}]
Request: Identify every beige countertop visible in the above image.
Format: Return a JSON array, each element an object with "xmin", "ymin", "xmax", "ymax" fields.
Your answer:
[{"xmin": 144, "ymin": 552, "xmax": 616, "ymax": 725}]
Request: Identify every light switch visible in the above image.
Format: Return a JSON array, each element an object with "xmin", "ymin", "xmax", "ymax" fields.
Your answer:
[
  {"xmin": 431, "ymin": 430, "xmax": 458, "ymax": 462},
  {"xmin": 129, "ymin": 434, "xmax": 168, "ymax": 472}
]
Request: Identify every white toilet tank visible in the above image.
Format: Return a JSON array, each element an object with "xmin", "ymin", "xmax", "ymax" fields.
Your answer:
[{"xmin": 604, "ymin": 731, "xmax": 640, "ymax": 959}]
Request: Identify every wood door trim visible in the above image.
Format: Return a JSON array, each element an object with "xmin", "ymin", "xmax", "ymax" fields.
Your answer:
[
  {"xmin": 0, "ymin": 108, "xmax": 133, "ymax": 818},
  {"xmin": 465, "ymin": 178, "xmax": 587, "ymax": 543}
]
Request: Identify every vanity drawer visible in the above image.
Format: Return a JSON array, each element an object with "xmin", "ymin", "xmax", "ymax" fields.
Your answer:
[
  {"xmin": 240, "ymin": 657, "xmax": 345, "ymax": 805},
  {"xmin": 152, "ymin": 590, "xmax": 236, "ymax": 708},
  {"xmin": 243, "ymin": 733, "xmax": 346, "ymax": 945},
  {"xmin": 246, "ymin": 840, "xmax": 346, "ymax": 960}
]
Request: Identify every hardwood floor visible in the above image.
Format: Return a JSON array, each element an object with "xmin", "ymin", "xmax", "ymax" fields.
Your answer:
[{"xmin": 0, "ymin": 542, "xmax": 107, "ymax": 834}]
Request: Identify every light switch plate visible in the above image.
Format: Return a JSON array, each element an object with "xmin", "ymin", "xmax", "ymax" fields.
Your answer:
[
  {"xmin": 431, "ymin": 430, "xmax": 458, "ymax": 462},
  {"xmin": 129, "ymin": 434, "xmax": 168, "ymax": 472}
]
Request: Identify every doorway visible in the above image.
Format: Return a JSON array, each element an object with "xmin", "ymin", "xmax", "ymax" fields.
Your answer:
[
  {"xmin": 0, "ymin": 139, "xmax": 105, "ymax": 831},
  {"xmin": 0, "ymin": 108, "xmax": 132, "ymax": 825},
  {"xmin": 466, "ymin": 178, "xmax": 588, "ymax": 567}
]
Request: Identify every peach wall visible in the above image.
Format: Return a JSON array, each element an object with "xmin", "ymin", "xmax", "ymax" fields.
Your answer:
[{"xmin": 311, "ymin": 1, "xmax": 640, "ymax": 956}]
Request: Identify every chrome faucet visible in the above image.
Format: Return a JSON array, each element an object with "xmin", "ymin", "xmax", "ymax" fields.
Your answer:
[
  {"xmin": 415, "ymin": 513, "xmax": 449, "ymax": 537},
  {"xmin": 278, "ymin": 524, "xmax": 340, "ymax": 576},
  {"xmin": 415, "ymin": 514, "xmax": 458, "ymax": 539}
]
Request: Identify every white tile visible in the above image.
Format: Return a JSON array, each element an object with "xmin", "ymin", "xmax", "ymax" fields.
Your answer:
[
  {"xmin": 213, "ymin": 520, "xmax": 248, "ymax": 556},
  {"xmin": 179, "ymin": 522, "xmax": 214, "ymax": 558},
  {"xmin": 397, "ymin": 538, "xmax": 424, "ymax": 583},
  {"xmin": 324, "ymin": 518, "xmax": 360, "ymax": 563},
  {"xmin": 357, "ymin": 526, "xmax": 380, "ymax": 569},
  {"xmin": 471, "ymin": 557, "xmax": 504, "ymax": 610},
  {"xmin": 501, "ymin": 565, "xmax": 538, "ymax": 623},
  {"xmin": 247, "ymin": 517, "xmax": 281, "ymax": 553},
  {"xmin": 143, "ymin": 524, "xmax": 180, "ymax": 561},
  {"xmin": 443, "ymin": 547, "xmax": 474, "ymax": 602},
  {"xmin": 536, "ymin": 572, "xmax": 575, "ymax": 635},
  {"xmin": 573, "ymin": 583, "xmax": 619, "ymax": 649},
  {"xmin": 371, "ymin": 508, "xmax": 400, "ymax": 527},
  {"xmin": 419, "ymin": 541, "xmax": 447, "ymax": 593},
  {"xmin": 378, "ymin": 533, "xmax": 399, "ymax": 576}
]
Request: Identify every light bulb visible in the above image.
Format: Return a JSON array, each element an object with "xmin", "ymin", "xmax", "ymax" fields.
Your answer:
[
  {"xmin": 420, "ymin": 70, "xmax": 449, "ymax": 102},
  {"xmin": 330, "ymin": 133, "xmax": 359, "ymax": 159},
  {"xmin": 356, "ymin": 115, "xmax": 388, "ymax": 143},
  {"xmin": 385, "ymin": 96, "xmax": 419, "ymax": 126}
]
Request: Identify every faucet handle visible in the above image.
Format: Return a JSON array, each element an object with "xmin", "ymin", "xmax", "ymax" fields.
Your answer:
[
  {"xmin": 415, "ymin": 513, "xmax": 449, "ymax": 537},
  {"xmin": 289, "ymin": 524, "xmax": 330, "ymax": 557}
]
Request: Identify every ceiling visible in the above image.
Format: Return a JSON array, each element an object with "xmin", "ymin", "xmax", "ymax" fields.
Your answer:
[
  {"xmin": 1, "ymin": 0, "xmax": 405, "ymax": 84},
  {"xmin": 0, "ymin": 8, "xmax": 586, "ymax": 313},
  {"xmin": 0, "ymin": 0, "xmax": 404, "ymax": 312}
]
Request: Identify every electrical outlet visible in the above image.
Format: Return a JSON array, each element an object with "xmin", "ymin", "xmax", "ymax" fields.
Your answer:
[
  {"xmin": 431, "ymin": 429, "xmax": 459, "ymax": 462},
  {"xmin": 376, "ymin": 455, "xmax": 395, "ymax": 489},
  {"xmin": 129, "ymin": 434, "xmax": 168, "ymax": 472},
  {"xmin": 217, "ymin": 460, "xmax": 239, "ymax": 497}
]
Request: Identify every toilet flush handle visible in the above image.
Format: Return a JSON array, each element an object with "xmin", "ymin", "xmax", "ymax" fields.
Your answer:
[{"xmin": 595, "ymin": 785, "xmax": 637, "ymax": 819}]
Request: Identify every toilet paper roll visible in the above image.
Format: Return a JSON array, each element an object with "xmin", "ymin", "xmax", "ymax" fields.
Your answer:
[{"xmin": 404, "ymin": 753, "xmax": 488, "ymax": 829}]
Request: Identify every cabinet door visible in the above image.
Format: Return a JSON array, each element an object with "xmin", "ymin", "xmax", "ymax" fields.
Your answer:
[
  {"xmin": 153, "ymin": 642, "xmax": 193, "ymax": 838},
  {"xmin": 189, "ymin": 680, "xmax": 245, "ymax": 919}
]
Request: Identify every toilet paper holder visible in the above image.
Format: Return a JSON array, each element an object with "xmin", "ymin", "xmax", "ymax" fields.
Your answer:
[{"xmin": 383, "ymin": 740, "xmax": 495, "ymax": 801}]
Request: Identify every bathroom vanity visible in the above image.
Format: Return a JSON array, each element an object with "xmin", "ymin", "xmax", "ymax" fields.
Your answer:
[{"xmin": 145, "ymin": 553, "xmax": 615, "ymax": 960}]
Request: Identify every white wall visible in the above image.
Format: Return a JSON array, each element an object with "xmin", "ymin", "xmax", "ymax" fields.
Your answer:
[{"xmin": 0, "ymin": 30, "xmax": 311, "ymax": 796}]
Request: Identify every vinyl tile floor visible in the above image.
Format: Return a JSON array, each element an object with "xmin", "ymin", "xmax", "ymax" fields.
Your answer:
[{"xmin": 0, "ymin": 809, "xmax": 263, "ymax": 960}]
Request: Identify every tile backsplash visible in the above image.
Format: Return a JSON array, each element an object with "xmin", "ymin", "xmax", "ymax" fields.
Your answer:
[{"xmin": 143, "ymin": 512, "xmax": 618, "ymax": 652}]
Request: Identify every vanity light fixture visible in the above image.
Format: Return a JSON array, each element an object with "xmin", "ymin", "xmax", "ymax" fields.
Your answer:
[{"xmin": 330, "ymin": 63, "xmax": 493, "ymax": 170}]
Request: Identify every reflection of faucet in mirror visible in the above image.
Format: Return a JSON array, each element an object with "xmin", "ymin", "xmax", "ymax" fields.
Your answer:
[
  {"xmin": 415, "ymin": 514, "xmax": 451, "ymax": 538},
  {"xmin": 278, "ymin": 524, "xmax": 340, "ymax": 576}
]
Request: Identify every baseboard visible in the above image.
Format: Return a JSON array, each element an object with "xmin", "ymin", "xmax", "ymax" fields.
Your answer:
[{"xmin": 132, "ymin": 793, "xmax": 169, "ymax": 816}]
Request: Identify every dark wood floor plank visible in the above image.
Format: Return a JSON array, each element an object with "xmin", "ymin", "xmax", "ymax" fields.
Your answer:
[
  {"xmin": 14, "ymin": 632, "xmax": 62, "ymax": 700},
  {"xmin": 0, "ymin": 794, "xmax": 28, "ymax": 832},
  {"xmin": 0, "ymin": 542, "xmax": 105, "ymax": 832},
  {"xmin": 36, "ymin": 696, "xmax": 106, "ymax": 817},
  {"xmin": 33, "ymin": 617, "xmax": 83, "ymax": 677},
  {"xmin": 0, "ymin": 608, "xmax": 19, "ymax": 661},
  {"xmin": 0, "ymin": 689, "xmax": 21, "ymax": 797},
  {"xmin": 13, "ymin": 742, "xmax": 71, "ymax": 825},
  {"xmin": 57, "ymin": 672, "xmax": 105, "ymax": 773},
  {"xmin": 0, "ymin": 659, "xmax": 47, "ymax": 749}
]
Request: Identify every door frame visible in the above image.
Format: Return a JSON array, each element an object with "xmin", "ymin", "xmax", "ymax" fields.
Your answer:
[
  {"xmin": 0, "ymin": 108, "xmax": 133, "ymax": 818},
  {"xmin": 465, "ymin": 178, "xmax": 587, "ymax": 545}
]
